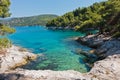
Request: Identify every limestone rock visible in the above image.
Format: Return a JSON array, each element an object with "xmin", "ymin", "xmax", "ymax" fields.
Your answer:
[
  {"xmin": 0, "ymin": 46, "xmax": 37, "ymax": 72},
  {"xmin": 96, "ymin": 39, "xmax": 120, "ymax": 57},
  {"xmin": 89, "ymin": 54, "xmax": 120, "ymax": 80},
  {"xmin": 76, "ymin": 34, "xmax": 105, "ymax": 48}
]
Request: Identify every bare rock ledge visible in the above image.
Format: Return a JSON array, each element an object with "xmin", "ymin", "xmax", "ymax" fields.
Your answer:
[{"xmin": 0, "ymin": 45, "xmax": 37, "ymax": 72}]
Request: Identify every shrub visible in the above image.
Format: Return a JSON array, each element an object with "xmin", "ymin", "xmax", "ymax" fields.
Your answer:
[
  {"xmin": 0, "ymin": 38, "xmax": 12, "ymax": 49},
  {"xmin": 0, "ymin": 24, "xmax": 15, "ymax": 35}
]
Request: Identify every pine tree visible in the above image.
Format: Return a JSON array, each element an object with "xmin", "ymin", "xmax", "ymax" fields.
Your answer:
[{"xmin": 0, "ymin": 0, "xmax": 15, "ymax": 49}]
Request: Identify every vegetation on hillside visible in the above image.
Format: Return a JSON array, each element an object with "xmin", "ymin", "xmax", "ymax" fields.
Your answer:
[
  {"xmin": 0, "ymin": 0, "xmax": 15, "ymax": 49},
  {"xmin": 1, "ymin": 14, "xmax": 58, "ymax": 26},
  {"xmin": 46, "ymin": 0, "xmax": 120, "ymax": 37}
]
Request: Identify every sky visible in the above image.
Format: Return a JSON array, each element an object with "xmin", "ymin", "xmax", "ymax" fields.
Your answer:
[{"xmin": 10, "ymin": 0, "xmax": 106, "ymax": 17}]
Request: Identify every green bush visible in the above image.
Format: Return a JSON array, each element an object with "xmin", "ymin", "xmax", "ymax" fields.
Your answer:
[
  {"xmin": 0, "ymin": 38, "xmax": 12, "ymax": 49},
  {"xmin": 0, "ymin": 24, "xmax": 15, "ymax": 35}
]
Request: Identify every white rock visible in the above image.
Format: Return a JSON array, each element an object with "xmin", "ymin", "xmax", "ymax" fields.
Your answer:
[{"xmin": 0, "ymin": 45, "xmax": 37, "ymax": 72}]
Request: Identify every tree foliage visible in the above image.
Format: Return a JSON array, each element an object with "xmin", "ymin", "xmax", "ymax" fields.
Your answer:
[
  {"xmin": 0, "ymin": 38, "xmax": 11, "ymax": 49},
  {"xmin": 0, "ymin": 23, "xmax": 15, "ymax": 35},
  {"xmin": 0, "ymin": 0, "xmax": 15, "ymax": 49},
  {"xmin": 0, "ymin": 0, "xmax": 11, "ymax": 18},
  {"xmin": 46, "ymin": 0, "xmax": 120, "ymax": 37}
]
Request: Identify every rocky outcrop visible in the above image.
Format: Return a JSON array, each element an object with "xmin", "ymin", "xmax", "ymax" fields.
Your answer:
[
  {"xmin": 0, "ymin": 46, "xmax": 37, "ymax": 72},
  {"xmin": 76, "ymin": 34, "xmax": 120, "ymax": 58},
  {"xmin": 88, "ymin": 54, "xmax": 120, "ymax": 80},
  {"xmin": 0, "ymin": 54, "xmax": 120, "ymax": 80},
  {"xmin": 76, "ymin": 34, "xmax": 111, "ymax": 48},
  {"xmin": 96, "ymin": 39, "xmax": 120, "ymax": 58}
]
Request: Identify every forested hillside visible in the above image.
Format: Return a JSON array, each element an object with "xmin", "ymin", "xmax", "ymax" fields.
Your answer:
[
  {"xmin": 46, "ymin": 0, "xmax": 120, "ymax": 37},
  {"xmin": 1, "ymin": 14, "xmax": 57, "ymax": 26}
]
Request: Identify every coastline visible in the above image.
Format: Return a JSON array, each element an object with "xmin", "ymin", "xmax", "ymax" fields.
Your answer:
[
  {"xmin": 0, "ymin": 35, "xmax": 120, "ymax": 80},
  {"xmin": 1, "ymin": 55, "xmax": 120, "ymax": 80}
]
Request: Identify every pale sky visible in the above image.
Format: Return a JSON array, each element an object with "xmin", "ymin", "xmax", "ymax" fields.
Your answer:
[{"xmin": 10, "ymin": 0, "xmax": 107, "ymax": 17}]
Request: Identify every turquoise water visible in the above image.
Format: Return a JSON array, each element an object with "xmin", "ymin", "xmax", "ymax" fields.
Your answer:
[{"xmin": 9, "ymin": 26, "xmax": 91, "ymax": 72}]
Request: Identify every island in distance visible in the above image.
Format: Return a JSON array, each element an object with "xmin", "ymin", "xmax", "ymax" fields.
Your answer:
[{"xmin": 0, "ymin": 14, "xmax": 58, "ymax": 27}]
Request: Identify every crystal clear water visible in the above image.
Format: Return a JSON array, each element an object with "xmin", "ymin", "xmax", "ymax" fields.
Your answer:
[{"xmin": 9, "ymin": 26, "xmax": 91, "ymax": 72}]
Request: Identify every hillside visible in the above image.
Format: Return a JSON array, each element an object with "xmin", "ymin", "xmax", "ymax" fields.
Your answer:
[
  {"xmin": 46, "ymin": 0, "xmax": 120, "ymax": 37},
  {"xmin": 1, "ymin": 14, "xmax": 58, "ymax": 26}
]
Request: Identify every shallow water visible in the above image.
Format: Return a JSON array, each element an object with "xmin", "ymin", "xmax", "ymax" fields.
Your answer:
[{"xmin": 9, "ymin": 26, "xmax": 91, "ymax": 72}]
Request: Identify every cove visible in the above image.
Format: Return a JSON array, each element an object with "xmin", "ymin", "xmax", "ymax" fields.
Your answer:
[{"xmin": 9, "ymin": 26, "xmax": 91, "ymax": 72}]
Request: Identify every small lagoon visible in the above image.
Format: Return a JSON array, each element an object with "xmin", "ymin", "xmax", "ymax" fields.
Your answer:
[{"xmin": 9, "ymin": 26, "xmax": 91, "ymax": 72}]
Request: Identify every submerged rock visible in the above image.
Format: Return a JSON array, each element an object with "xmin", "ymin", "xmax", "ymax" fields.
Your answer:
[
  {"xmin": 89, "ymin": 49, "xmax": 96, "ymax": 54},
  {"xmin": 73, "ymin": 48, "xmax": 98, "ymax": 69},
  {"xmin": 21, "ymin": 54, "xmax": 48, "ymax": 70},
  {"xmin": 74, "ymin": 48, "xmax": 97, "ymax": 59}
]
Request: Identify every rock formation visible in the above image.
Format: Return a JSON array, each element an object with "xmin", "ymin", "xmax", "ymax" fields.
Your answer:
[{"xmin": 0, "ymin": 46, "xmax": 37, "ymax": 72}]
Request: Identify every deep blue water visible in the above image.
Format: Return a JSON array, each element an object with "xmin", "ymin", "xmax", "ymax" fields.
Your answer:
[{"xmin": 9, "ymin": 26, "xmax": 91, "ymax": 72}]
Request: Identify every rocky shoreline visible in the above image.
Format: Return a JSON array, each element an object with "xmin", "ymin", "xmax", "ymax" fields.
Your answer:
[
  {"xmin": 1, "ymin": 54, "xmax": 120, "ymax": 80},
  {"xmin": 76, "ymin": 34, "xmax": 120, "ymax": 59},
  {"xmin": 0, "ymin": 35, "xmax": 120, "ymax": 80},
  {"xmin": 0, "ymin": 45, "xmax": 37, "ymax": 72}
]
